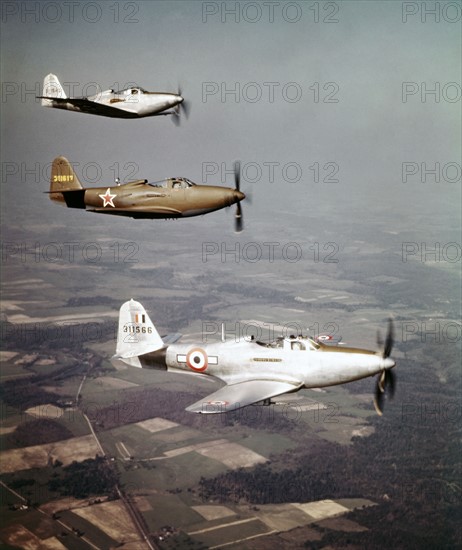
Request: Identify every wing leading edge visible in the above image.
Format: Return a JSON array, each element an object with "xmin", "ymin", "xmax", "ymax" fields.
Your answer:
[{"xmin": 186, "ymin": 379, "xmax": 303, "ymax": 414}]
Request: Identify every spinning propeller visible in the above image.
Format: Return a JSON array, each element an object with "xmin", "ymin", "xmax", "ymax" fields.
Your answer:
[
  {"xmin": 234, "ymin": 161, "xmax": 244, "ymax": 232},
  {"xmin": 172, "ymin": 85, "xmax": 191, "ymax": 125},
  {"xmin": 373, "ymin": 318, "xmax": 396, "ymax": 416}
]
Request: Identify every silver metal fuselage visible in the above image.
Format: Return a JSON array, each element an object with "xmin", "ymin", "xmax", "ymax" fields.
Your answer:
[
  {"xmin": 164, "ymin": 338, "xmax": 395, "ymax": 388},
  {"xmin": 46, "ymin": 89, "xmax": 183, "ymax": 118}
]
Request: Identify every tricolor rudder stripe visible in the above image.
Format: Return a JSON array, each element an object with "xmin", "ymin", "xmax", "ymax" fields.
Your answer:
[{"xmin": 115, "ymin": 299, "xmax": 164, "ymax": 358}]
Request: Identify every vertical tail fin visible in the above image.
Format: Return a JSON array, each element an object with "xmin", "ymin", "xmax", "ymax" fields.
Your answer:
[
  {"xmin": 115, "ymin": 300, "xmax": 165, "ymax": 363},
  {"xmin": 49, "ymin": 157, "xmax": 85, "ymax": 207},
  {"xmin": 42, "ymin": 74, "xmax": 67, "ymax": 106}
]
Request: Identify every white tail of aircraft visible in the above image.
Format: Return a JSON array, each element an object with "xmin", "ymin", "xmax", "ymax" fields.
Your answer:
[
  {"xmin": 41, "ymin": 74, "xmax": 67, "ymax": 106},
  {"xmin": 114, "ymin": 300, "xmax": 164, "ymax": 368}
]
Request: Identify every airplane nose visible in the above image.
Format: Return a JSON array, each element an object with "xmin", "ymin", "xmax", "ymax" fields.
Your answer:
[
  {"xmin": 234, "ymin": 190, "xmax": 245, "ymax": 202},
  {"xmin": 383, "ymin": 357, "xmax": 395, "ymax": 369},
  {"xmin": 165, "ymin": 95, "xmax": 183, "ymax": 108}
]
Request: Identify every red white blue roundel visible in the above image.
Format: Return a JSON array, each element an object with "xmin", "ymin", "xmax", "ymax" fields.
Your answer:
[
  {"xmin": 317, "ymin": 334, "xmax": 333, "ymax": 341},
  {"xmin": 186, "ymin": 348, "xmax": 208, "ymax": 372}
]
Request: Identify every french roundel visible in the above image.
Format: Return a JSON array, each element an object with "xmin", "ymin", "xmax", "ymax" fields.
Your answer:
[
  {"xmin": 186, "ymin": 348, "xmax": 208, "ymax": 372},
  {"xmin": 317, "ymin": 334, "xmax": 333, "ymax": 341}
]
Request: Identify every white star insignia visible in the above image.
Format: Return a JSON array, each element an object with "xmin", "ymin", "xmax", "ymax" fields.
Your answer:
[{"xmin": 99, "ymin": 188, "xmax": 117, "ymax": 207}]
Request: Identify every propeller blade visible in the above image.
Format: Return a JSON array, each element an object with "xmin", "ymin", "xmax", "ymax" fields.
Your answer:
[
  {"xmin": 372, "ymin": 319, "xmax": 396, "ymax": 415},
  {"xmin": 386, "ymin": 369, "xmax": 396, "ymax": 399},
  {"xmin": 373, "ymin": 383, "xmax": 384, "ymax": 416},
  {"xmin": 234, "ymin": 161, "xmax": 241, "ymax": 193},
  {"xmin": 378, "ymin": 370, "xmax": 386, "ymax": 393},
  {"xmin": 235, "ymin": 202, "xmax": 243, "ymax": 233},
  {"xmin": 178, "ymin": 85, "xmax": 190, "ymax": 118},
  {"xmin": 233, "ymin": 161, "xmax": 244, "ymax": 232},
  {"xmin": 373, "ymin": 366, "xmax": 396, "ymax": 415},
  {"xmin": 171, "ymin": 111, "xmax": 180, "ymax": 126},
  {"xmin": 182, "ymin": 99, "xmax": 191, "ymax": 118},
  {"xmin": 171, "ymin": 86, "xmax": 190, "ymax": 125},
  {"xmin": 383, "ymin": 318, "xmax": 394, "ymax": 358}
]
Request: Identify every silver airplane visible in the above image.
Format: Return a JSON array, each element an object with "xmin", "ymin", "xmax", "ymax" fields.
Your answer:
[
  {"xmin": 38, "ymin": 74, "xmax": 189, "ymax": 121},
  {"xmin": 112, "ymin": 300, "xmax": 397, "ymax": 415}
]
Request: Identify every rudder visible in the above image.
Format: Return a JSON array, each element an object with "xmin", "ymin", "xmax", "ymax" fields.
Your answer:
[
  {"xmin": 49, "ymin": 157, "xmax": 85, "ymax": 207},
  {"xmin": 115, "ymin": 300, "xmax": 165, "ymax": 362},
  {"xmin": 42, "ymin": 74, "xmax": 67, "ymax": 106}
]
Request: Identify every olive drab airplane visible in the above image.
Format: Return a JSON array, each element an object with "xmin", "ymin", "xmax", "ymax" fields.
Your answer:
[
  {"xmin": 39, "ymin": 74, "xmax": 189, "ymax": 122},
  {"xmin": 112, "ymin": 299, "xmax": 397, "ymax": 415},
  {"xmin": 48, "ymin": 157, "xmax": 246, "ymax": 231}
]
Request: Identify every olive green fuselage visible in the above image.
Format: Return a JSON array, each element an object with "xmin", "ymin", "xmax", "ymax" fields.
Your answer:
[{"xmin": 59, "ymin": 179, "xmax": 244, "ymax": 219}]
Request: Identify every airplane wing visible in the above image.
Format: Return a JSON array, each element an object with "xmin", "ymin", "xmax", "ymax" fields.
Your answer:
[
  {"xmin": 185, "ymin": 379, "xmax": 303, "ymax": 414},
  {"xmin": 37, "ymin": 96, "xmax": 140, "ymax": 118},
  {"xmin": 39, "ymin": 96, "xmax": 175, "ymax": 119},
  {"xmin": 87, "ymin": 206, "xmax": 183, "ymax": 217}
]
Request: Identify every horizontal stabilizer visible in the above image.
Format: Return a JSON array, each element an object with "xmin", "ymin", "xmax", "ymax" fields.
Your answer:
[
  {"xmin": 58, "ymin": 189, "xmax": 86, "ymax": 209},
  {"xmin": 162, "ymin": 333, "xmax": 183, "ymax": 345},
  {"xmin": 315, "ymin": 334, "xmax": 343, "ymax": 346}
]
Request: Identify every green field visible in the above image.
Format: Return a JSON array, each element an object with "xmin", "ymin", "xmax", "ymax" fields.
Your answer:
[{"xmin": 119, "ymin": 449, "xmax": 228, "ymax": 493}]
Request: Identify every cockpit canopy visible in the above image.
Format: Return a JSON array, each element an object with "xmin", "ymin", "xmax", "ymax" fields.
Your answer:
[
  {"xmin": 170, "ymin": 177, "xmax": 196, "ymax": 189},
  {"xmin": 148, "ymin": 177, "xmax": 196, "ymax": 189},
  {"xmin": 109, "ymin": 86, "xmax": 147, "ymax": 95},
  {"xmin": 258, "ymin": 336, "xmax": 320, "ymax": 351}
]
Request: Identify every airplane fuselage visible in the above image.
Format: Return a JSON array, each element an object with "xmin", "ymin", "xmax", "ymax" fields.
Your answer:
[
  {"xmin": 142, "ymin": 337, "xmax": 395, "ymax": 389},
  {"xmin": 93, "ymin": 89, "xmax": 182, "ymax": 116},
  {"xmin": 56, "ymin": 180, "xmax": 243, "ymax": 218},
  {"xmin": 43, "ymin": 88, "xmax": 183, "ymax": 118}
]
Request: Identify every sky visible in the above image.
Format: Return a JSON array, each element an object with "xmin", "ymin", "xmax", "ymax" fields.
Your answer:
[
  {"xmin": 0, "ymin": 1, "xmax": 460, "ymax": 249},
  {"xmin": 0, "ymin": 6, "xmax": 460, "ymax": 542}
]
